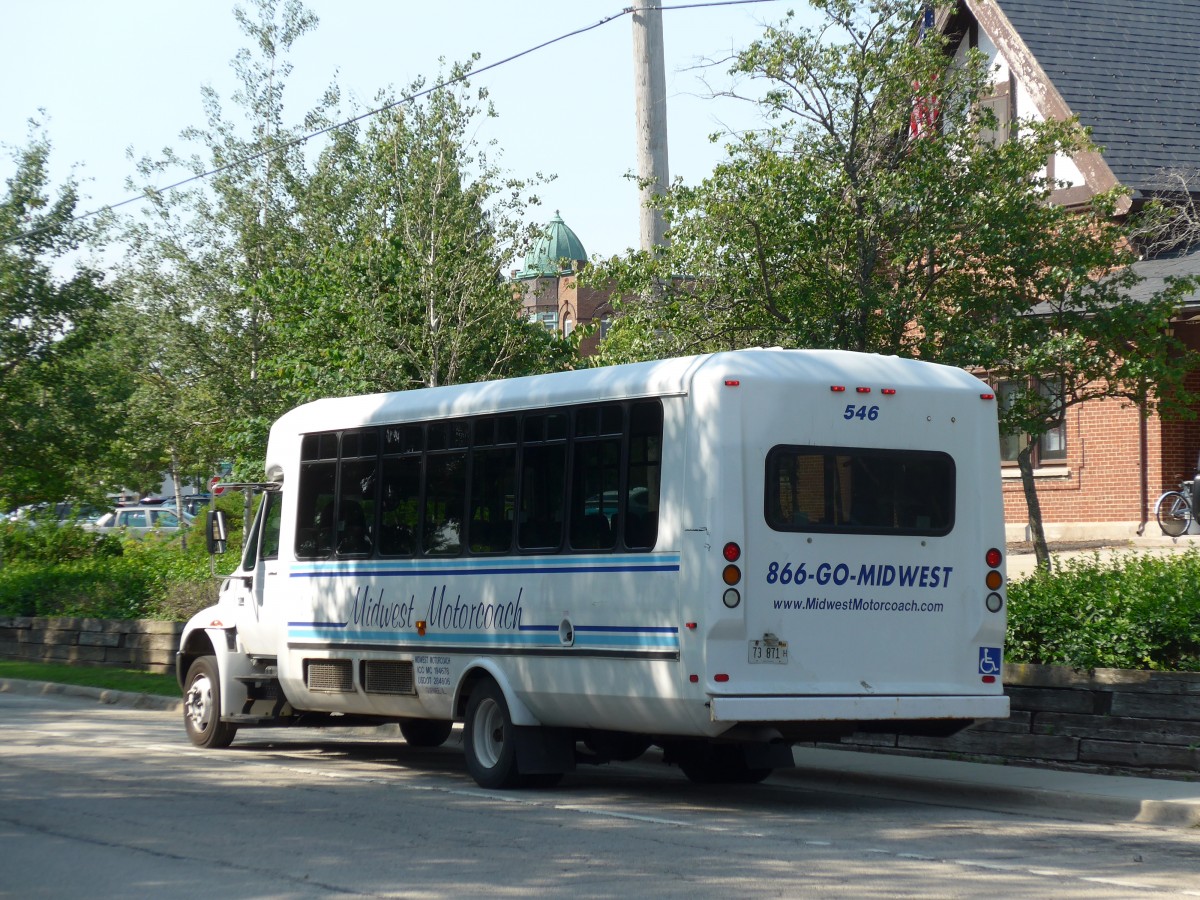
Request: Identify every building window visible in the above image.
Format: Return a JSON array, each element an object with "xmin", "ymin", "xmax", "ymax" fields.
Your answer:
[
  {"xmin": 978, "ymin": 79, "xmax": 1012, "ymax": 147},
  {"xmin": 997, "ymin": 379, "xmax": 1067, "ymax": 467},
  {"xmin": 529, "ymin": 310, "xmax": 558, "ymax": 332}
]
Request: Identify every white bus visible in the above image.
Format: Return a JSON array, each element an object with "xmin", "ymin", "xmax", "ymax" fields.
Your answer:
[{"xmin": 179, "ymin": 349, "xmax": 1009, "ymax": 787}]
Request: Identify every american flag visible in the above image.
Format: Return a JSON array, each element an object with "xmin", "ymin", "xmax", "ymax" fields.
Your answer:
[{"xmin": 910, "ymin": 6, "xmax": 939, "ymax": 140}]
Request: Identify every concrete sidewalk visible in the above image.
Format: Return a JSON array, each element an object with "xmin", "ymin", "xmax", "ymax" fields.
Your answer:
[
  {"xmin": 786, "ymin": 747, "xmax": 1200, "ymax": 828},
  {"xmin": 5, "ymin": 677, "xmax": 1199, "ymax": 828}
]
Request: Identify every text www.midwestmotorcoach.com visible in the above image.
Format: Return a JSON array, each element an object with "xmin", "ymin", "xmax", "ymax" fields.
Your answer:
[{"xmin": 773, "ymin": 597, "xmax": 945, "ymax": 613}]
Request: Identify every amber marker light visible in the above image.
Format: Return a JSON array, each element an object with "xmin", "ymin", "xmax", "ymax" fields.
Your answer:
[{"xmin": 416, "ymin": 620, "xmax": 427, "ymax": 637}]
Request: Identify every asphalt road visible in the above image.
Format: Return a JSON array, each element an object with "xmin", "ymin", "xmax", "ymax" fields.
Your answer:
[{"xmin": 2, "ymin": 691, "xmax": 1199, "ymax": 899}]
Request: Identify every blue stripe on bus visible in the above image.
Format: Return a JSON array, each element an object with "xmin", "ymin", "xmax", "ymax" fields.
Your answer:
[
  {"xmin": 285, "ymin": 628, "xmax": 679, "ymax": 649},
  {"xmin": 287, "ymin": 554, "xmax": 681, "ymax": 579}
]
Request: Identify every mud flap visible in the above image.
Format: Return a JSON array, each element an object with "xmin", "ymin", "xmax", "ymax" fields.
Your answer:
[{"xmin": 513, "ymin": 726, "xmax": 576, "ymax": 776}]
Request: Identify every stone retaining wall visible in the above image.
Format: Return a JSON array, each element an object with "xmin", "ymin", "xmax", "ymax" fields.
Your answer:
[
  {"xmin": 831, "ymin": 663, "xmax": 1200, "ymax": 778},
  {"xmin": 0, "ymin": 616, "xmax": 183, "ymax": 676}
]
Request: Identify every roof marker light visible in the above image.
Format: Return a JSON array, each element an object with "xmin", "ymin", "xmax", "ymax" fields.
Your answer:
[
  {"xmin": 830, "ymin": 385, "xmax": 846, "ymax": 392},
  {"xmin": 980, "ymin": 392, "xmax": 996, "ymax": 400},
  {"xmin": 725, "ymin": 379, "xmax": 741, "ymax": 387},
  {"xmin": 881, "ymin": 388, "xmax": 897, "ymax": 395},
  {"xmin": 856, "ymin": 386, "xmax": 871, "ymax": 394}
]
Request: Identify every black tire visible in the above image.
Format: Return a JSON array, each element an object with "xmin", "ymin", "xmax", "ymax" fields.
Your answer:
[
  {"xmin": 183, "ymin": 656, "xmax": 238, "ymax": 749},
  {"xmin": 678, "ymin": 744, "xmax": 772, "ymax": 785},
  {"xmin": 399, "ymin": 718, "xmax": 454, "ymax": 748},
  {"xmin": 463, "ymin": 680, "xmax": 522, "ymax": 789},
  {"xmin": 1157, "ymin": 491, "xmax": 1191, "ymax": 537}
]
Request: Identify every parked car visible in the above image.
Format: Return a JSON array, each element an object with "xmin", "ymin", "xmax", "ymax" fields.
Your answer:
[
  {"xmin": 164, "ymin": 493, "xmax": 212, "ymax": 517},
  {"xmin": 87, "ymin": 506, "xmax": 194, "ymax": 539}
]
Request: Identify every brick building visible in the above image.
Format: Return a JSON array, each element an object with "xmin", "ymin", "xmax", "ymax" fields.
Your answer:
[
  {"xmin": 946, "ymin": 0, "xmax": 1200, "ymax": 540},
  {"xmin": 512, "ymin": 212, "xmax": 615, "ymax": 357}
]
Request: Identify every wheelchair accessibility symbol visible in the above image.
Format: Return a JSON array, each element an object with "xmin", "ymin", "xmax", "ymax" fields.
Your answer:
[{"xmin": 978, "ymin": 647, "xmax": 1001, "ymax": 675}]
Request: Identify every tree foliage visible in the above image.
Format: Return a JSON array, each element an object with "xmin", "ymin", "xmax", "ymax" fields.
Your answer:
[
  {"xmin": 275, "ymin": 63, "xmax": 573, "ymax": 397},
  {"xmin": 0, "ymin": 127, "xmax": 125, "ymax": 506},
  {"xmin": 121, "ymin": 0, "xmax": 333, "ymax": 479}
]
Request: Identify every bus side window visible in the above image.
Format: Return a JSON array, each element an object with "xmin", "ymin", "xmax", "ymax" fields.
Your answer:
[
  {"xmin": 624, "ymin": 401, "xmax": 662, "ymax": 550},
  {"xmin": 518, "ymin": 442, "xmax": 565, "ymax": 551},
  {"xmin": 569, "ymin": 405, "xmax": 620, "ymax": 551},
  {"xmin": 261, "ymin": 493, "xmax": 282, "ymax": 560}
]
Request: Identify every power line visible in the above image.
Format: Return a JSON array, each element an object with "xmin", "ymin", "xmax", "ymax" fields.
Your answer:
[{"xmin": 2, "ymin": 0, "xmax": 780, "ymax": 248}]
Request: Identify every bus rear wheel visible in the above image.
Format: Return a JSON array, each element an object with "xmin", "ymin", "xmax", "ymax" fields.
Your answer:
[
  {"xmin": 463, "ymin": 680, "xmax": 522, "ymax": 788},
  {"xmin": 183, "ymin": 656, "xmax": 238, "ymax": 749}
]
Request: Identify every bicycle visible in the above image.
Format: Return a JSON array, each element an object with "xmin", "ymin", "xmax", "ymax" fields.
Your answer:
[{"xmin": 1155, "ymin": 480, "xmax": 1194, "ymax": 537}]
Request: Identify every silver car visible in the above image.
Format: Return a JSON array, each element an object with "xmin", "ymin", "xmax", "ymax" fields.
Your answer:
[{"xmin": 88, "ymin": 506, "xmax": 194, "ymax": 539}]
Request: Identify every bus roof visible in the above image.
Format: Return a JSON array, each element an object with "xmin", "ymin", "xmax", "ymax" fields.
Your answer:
[{"xmin": 270, "ymin": 349, "xmax": 988, "ymax": 440}]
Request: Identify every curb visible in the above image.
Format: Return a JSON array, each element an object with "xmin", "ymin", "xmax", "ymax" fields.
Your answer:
[
  {"xmin": 782, "ymin": 749, "xmax": 1200, "ymax": 828},
  {"xmin": 0, "ymin": 678, "xmax": 183, "ymax": 712}
]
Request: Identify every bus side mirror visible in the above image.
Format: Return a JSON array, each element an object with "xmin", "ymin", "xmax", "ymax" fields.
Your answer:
[{"xmin": 206, "ymin": 510, "xmax": 228, "ymax": 555}]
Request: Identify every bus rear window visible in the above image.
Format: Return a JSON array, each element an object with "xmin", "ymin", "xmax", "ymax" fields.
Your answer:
[{"xmin": 766, "ymin": 446, "xmax": 954, "ymax": 536}]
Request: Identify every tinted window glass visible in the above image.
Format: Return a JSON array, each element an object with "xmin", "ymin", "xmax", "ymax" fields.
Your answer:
[
  {"xmin": 766, "ymin": 446, "xmax": 954, "ymax": 536},
  {"xmin": 424, "ymin": 452, "xmax": 466, "ymax": 555}
]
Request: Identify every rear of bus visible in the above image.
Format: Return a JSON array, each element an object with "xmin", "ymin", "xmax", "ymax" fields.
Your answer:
[{"xmin": 688, "ymin": 350, "xmax": 1008, "ymax": 741}]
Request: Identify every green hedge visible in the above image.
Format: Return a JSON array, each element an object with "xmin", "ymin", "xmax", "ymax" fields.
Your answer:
[
  {"xmin": 0, "ymin": 499, "xmax": 246, "ymax": 621},
  {"xmin": 1006, "ymin": 551, "xmax": 1200, "ymax": 672}
]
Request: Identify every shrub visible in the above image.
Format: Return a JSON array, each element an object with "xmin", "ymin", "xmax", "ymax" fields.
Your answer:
[
  {"xmin": 1, "ymin": 521, "xmax": 122, "ymax": 564},
  {"xmin": 0, "ymin": 499, "xmax": 247, "ymax": 620},
  {"xmin": 1007, "ymin": 550, "xmax": 1200, "ymax": 671}
]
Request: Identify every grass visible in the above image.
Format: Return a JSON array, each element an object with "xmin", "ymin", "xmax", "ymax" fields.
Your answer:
[{"xmin": 0, "ymin": 659, "xmax": 180, "ymax": 697}]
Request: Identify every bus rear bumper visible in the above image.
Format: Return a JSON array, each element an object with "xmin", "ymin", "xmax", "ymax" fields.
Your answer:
[{"xmin": 710, "ymin": 694, "xmax": 1010, "ymax": 723}]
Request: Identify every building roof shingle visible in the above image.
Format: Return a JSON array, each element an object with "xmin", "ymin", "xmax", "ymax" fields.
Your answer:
[{"xmin": 996, "ymin": 0, "xmax": 1200, "ymax": 194}]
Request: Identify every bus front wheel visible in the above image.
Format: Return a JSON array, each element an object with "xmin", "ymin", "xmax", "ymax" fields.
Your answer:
[
  {"xmin": 463, "ymin": 680, "xmax": 521, "ymax": 788},
  {"xmin": 183, "ymin": 656, "xmax": 238, "ymax": 749}
]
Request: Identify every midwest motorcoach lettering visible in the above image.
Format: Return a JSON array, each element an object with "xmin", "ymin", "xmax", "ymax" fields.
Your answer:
[
  {"xmin": 350, "ymin": 583, "xmax": 524, "ymax": 631},
  {"xmin": 764, "ymin": 560, "xmax": 954, "ymax": 589}
]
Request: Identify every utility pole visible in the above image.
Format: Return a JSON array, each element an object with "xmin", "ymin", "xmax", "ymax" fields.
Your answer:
[{"xmin": 632, "ymin": 3, "xmax": 670, "ymax": 251}]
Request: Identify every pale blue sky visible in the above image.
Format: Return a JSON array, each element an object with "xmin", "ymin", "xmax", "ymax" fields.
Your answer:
[{"xmin": 2, "ymin": 0, "xmax": 807, "ymax": 261}]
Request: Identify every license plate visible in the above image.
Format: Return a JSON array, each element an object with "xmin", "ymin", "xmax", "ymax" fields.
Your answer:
[{"xmin": 748, "ymin": 640, "xmax": 788, "ymax": 664}]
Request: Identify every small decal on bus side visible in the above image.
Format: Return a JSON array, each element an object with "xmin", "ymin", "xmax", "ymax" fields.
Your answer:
[{"xmin": 843, "ymin": 404, "xmax": 880, "ymax": 421}]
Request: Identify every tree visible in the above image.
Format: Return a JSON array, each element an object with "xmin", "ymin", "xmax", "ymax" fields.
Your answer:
[
  {"xmin": 589, "ymin": 0, "xmax": 1198, "ymax": 568},
  {"xmin": 123, "ymin": 0, "xmax": 333, "ymax": 478},
  {"xmin": 0, "ymin": 128, "xmax": 125, "ymax": 506},
  {"xmin": 279, "ymin": 63, "xmax": 574, "ymax": 397}
]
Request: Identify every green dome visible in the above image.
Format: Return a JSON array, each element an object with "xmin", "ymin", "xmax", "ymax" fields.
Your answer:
[{"xmin": 518, "ymin": 212, "xmax": 587, "ymax": 278}]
